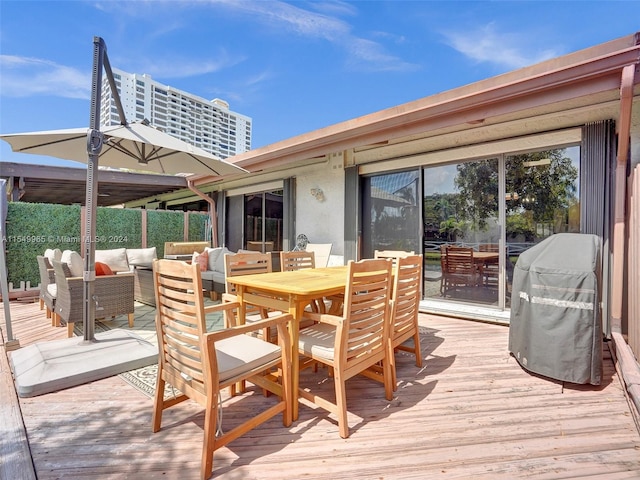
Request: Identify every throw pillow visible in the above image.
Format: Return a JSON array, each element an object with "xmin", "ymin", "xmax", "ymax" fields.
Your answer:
[
  {"xmin": 95, "ymin": 262, "xmax": 114, "ymax": 276},
  {"xmin": 192, "ymin": 250, "xmax": 209, "ymax": 272},
  {"xmin": 95, "ymin": 248, "xmax": 129, "ymax": 272}
]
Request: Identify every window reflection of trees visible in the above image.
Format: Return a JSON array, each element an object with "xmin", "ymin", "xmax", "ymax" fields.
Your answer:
[{"xmin": 423, "ymin": 149, "xmax": 579, "ymax": 244}]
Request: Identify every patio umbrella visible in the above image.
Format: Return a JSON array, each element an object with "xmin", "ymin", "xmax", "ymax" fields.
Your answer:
[
  {"xmin": 0, "ymin": 120, "xmax": 246, "ymax": 177},
  {"xmin": 0, "ymin": 37, "xmax": 246, "ymax": 343}
]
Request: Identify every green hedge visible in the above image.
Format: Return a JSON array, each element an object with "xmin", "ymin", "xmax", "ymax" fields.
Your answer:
[{"xmin": 4, "ymin": 202, "xmax": 208, "ymax": 287}]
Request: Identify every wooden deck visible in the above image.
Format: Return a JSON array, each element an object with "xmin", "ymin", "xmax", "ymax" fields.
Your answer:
[{"xmin": 2, "ymin": 299, "xmax": 640, "ymax": 479}]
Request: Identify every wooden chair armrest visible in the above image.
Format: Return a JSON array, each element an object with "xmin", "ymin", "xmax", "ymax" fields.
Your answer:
[
  {"xmin": 204, "ymin": 300, "xmax": 240, "ymax": 314},
  {"xmin": 205, "ymin": 313, "xmax": 293, "ymax": 348}
]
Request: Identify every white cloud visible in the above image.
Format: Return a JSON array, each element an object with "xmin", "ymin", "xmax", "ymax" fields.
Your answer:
[
  {"xmin": 210, "ymin": 0, "xmax": 418, "ymax": 72},
  {"xmin": 442, "ymin": 23, "xmax": 561, "ymax": 70},
  {"xmin": 0, "ymin": 55, "xmax": 90, "ymax": 99},
  {"xmin": 134, "ymin": 50, "xmax": 246, "ymax": 79}
]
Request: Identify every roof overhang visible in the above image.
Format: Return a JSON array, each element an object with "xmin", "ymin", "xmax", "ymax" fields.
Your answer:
[
  {"xmin": 0, "ymin": 162, "xmax": 189, "ymax": 206},
  {"xmin": 191, "ymin": 32, "xmax": 640, "ymax": 187}
]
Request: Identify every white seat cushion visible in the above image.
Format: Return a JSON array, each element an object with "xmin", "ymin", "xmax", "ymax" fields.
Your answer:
[
  {"xmin": 298, "ymin": 322, "xmax": 337, "ymax": 360},
  {"xmin": 214, "ymin": 334, "xmax": 282, "ymax": 383},
  {"xmin": 200, "ymin": 270, "xmax": 225, "ymax": 283}
]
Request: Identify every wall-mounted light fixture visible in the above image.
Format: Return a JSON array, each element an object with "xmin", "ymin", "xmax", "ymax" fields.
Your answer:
[{"xmin": 310, "ymin": 188, "xmax": 325, "ymax": 202}]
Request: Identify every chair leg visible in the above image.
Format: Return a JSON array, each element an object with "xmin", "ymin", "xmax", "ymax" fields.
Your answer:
[
  {"xmin": 152, "ymin": 371, "xmax": 166, "ymax": 433},
  {"xmin": 388, "ymin": 344, "xmax": 398, "ymax": 392},
  {"xmin": 39, "ymin": 298, "xmax": 44, "ymax": 310},
  {"xmin": 382, "ymin": 358, "xmax": 394, "ymax": 402},
  {"xmin": 67, "ymin": 322, "xmax": 74, "ymax": 338},
  {"xmin": 335, "ymin": 376, "xmax": 349, "ymax": 439},
  {"xmin": 412, "ymin": 330, "xmax": 423, "ymax": 368},
  {"xmin": 201, "ymin": 388, "xmax": 218, "ymax": 480},
  {"xmin": 128, "ymin": 313, "xmax": 135, "ymax": 328}
]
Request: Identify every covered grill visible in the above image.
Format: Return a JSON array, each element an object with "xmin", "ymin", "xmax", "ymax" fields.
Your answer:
[{"xmin": 508, "ymin": 233, "xmax": 603, "ymax": 385}]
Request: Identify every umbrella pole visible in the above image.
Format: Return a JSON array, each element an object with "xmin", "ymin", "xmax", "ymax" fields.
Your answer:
[{"xmin": 81, "ymin": 37, "xmax": 107, "ymax": 343}]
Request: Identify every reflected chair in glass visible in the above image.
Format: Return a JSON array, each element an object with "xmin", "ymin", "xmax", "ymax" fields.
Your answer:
[
  {"xmin": 441, "ymin": 246, "xmax": 479, "ymax": 296},
  {"xmin": 297, "ymin": 258, "xmax": 394, "ymax": 438},
  {"xmin": 151, "ymin": 259, "xmax": 293, "ymax": 480},
  {"xmin": 479, "ymin": 243, "xmax": 500, "ymax": 287}
]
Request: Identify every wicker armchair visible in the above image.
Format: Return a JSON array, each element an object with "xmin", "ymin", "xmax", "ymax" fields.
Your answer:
[
  {"xmin": 36, "ymin": 255, "xmax": 57, "ymax": 325},
  {"xmin": 51, "ymin": 259, "xmax": 135, "ymax": 337}
]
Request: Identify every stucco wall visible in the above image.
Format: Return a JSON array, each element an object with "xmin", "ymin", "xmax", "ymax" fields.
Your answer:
[{"xmin": 294, "ymin": 153, "xmax": 345, "ymax": 257}]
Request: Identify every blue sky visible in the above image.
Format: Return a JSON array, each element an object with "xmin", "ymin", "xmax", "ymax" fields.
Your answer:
[{"xmin": 1, "ymin": 1, "xmax": 639, "ymax": 168}]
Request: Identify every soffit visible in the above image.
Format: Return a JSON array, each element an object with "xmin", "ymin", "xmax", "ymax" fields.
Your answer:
[{"xmin": 1, "ymin": 162, "xmax": 188, "ymax": 206}]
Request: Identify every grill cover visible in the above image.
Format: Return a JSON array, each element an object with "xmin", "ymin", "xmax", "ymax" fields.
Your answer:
[{"xmin": 508, "ymin": 233, "xmax": 602, "ymax": 385}]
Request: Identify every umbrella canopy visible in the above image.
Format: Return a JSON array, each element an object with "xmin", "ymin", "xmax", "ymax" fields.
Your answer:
[{"xmin": 0, "ymin": 120, "xmax": 247, "ymax": 177}]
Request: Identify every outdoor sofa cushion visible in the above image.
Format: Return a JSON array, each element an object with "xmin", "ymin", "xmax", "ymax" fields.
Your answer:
[
  {"xmin": 60, "ymin": 250, "xmax": 83, "ymax": 277},
  {"xmin": 95, "ymin": 248, "xmax": 129, "ymax": 272},
  {"xmin": 126, "ymin": 247, "xmax": 157, "ymax": 268}
]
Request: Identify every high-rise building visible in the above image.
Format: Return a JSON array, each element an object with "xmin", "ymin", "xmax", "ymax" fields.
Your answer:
[{"xmin": 100, "ymin": 68, "xmax": 251, "ymax": 159}]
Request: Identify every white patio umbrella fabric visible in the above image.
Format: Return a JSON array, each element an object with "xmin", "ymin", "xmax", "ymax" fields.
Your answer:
[{"xmin": 0, "ymin": 120, "xmax": 247, "ymax": 177}]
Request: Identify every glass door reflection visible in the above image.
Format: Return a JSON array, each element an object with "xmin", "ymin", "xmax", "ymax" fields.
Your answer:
[{"xmin": 423, "ymin": 159, "xmax": 500, "ymax": 306}]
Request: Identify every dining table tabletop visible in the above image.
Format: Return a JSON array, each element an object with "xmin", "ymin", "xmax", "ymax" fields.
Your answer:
[{"xmin": 228, "ymin": 265, "xmax": 349, "ymax": 420}]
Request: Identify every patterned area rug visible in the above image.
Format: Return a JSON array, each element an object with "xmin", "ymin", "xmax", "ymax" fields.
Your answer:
[
  {"xmin": 119, "ymin": 363, "xmax": 173, "ymax": 399},
  {"xmin": 119, "ymin": 325, "xmax": 434, "ymax": 399}
]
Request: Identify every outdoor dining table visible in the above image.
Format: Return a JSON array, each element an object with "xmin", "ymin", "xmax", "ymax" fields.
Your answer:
[{"xmin": 228, "ymin": 265, "xmax": 349, "ymax": 420}]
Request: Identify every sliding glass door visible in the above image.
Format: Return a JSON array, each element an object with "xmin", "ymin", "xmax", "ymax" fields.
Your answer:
[
  {"xmin": 361, "ymin": 144, "xmax": 580, "ymax": 314},
  {"xmin": 423, "ymin": 159, "xmax": 500, "ymax": 306}
]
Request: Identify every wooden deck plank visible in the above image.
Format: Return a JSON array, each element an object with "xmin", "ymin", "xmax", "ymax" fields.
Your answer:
[{"xmin": 2, "ymin": 300, "xmax": 639, "ymax": 479}]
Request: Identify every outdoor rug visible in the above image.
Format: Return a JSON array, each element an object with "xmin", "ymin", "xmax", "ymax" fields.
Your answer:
[
  {"xmin": 118, "ymin": 325, "xmax": 434, "ymax": 400},
  {"xmin": 119, "ymin": 363, "xmax": 177, "ymax": 399},
  {"xmin": 116, "ymin": 301, "xmax": 225, "ymax": 399}
]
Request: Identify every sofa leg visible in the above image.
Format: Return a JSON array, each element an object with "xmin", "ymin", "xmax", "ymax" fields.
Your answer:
[
  {"xmin": 67, "ymin": 322, "xmax": 74, "ymax": 338},
  {"xmin": 128, "ymin": 313, "xmax": 135, "ymax": 328}
]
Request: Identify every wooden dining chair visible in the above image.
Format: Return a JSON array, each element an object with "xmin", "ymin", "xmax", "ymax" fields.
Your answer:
[
  {"xmin": 297, "ymin": 258, "xmax": 394, "ymax": 438},
  {"xmin": 279, "ymin": 250, "xmax": 329, "ymax": 314},
  {"xmin": 365, "ymin": 254, "xmax": 423, "ymax": 390},
  {"xmin": 280, "ymin": 250, "xmax": 315, "ymax": 271},
  {"xmin": 386, "ymin": 254, "xmax": 423, "ymax": 388},
  {"xmin": 223, "ymin": 252, "xmax": 279, "ymax": 342},
  {"xmin": 151, "ymin": 259, "xmax": 293, "ymax": 480}
]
